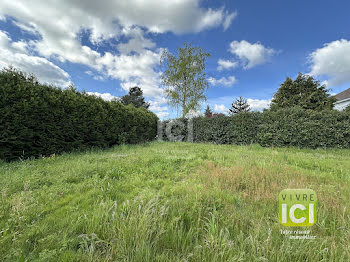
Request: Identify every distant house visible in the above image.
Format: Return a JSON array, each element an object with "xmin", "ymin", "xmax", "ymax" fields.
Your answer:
[{"xmin": 334, "ymin": 88, "xmax": 350, "ymax": 111}]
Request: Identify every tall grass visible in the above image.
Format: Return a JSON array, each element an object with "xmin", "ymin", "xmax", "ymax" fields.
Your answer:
[{"xmin": 0, "ymin": 142, "xmax": 350, "ymax": 261}]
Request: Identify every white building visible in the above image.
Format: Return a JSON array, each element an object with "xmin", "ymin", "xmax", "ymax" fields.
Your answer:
[{"xmin": 334, "ymin": 88, "xmax": 350, "ymax": 111}]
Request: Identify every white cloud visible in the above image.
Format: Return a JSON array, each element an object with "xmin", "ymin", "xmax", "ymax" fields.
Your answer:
[
  {"xmin": 222, "ymin": 11, "xmax": 237, "ymax": 31},
  {"xmin": 309, "ymin": 39, "xmax": 350, "ymax": 86},
  {"xmin": 247, "ymin": 98, "xmax": 271, "ymax": 110},
  {"xmin": 0, "ymin": 0, "xmax": 235, "ymax": 39},
  {"xmin": 208, "ymin": 76, "xmax": 237, "ymax": 87},
  {"xmin": 214, "ymin": 104, "xmax": 228, "ymax": 114},
  {"xmin": 12, "ymin": 20, "xmax": 39, "ymax": 35},
  {"xmin": 156, "ymin": 111, "xmax": 170, "ymax": 119},
  {"xmin": 0, "ymin": 31, "xmax": 70, "ymax": 87},
  {"xmin": 149, "ymin": 98, "xmax": 169, "ymax": 119},
  {"xmin": 217, "ymin": 59, "xmax": 238, "ymax": 71},
  {"xmin": 149, "ymin": 99, "xmax": 168, "ymax": 112},
  {"xmin": 117, "ymin": 28, "xmax": 156, "ymax": 55},
  {"xmin": 87, "ymin": 92, "xmax": 118, "ymax": 101},
  {"xmin": 192, "ymin": 7, "xmax": 237, "ymax": 33},
  {"xmin": 105, "ymin": 49, "xmax": 164, "ymax": 98},
  {"xmin": 85, "ymin": 70, "xmax": 105, "ymax": 81},
  {"xmin": 229, "ymin": 40, "xmax": 277, "ymax": 69},
  {"xmin": 117, "ymin": 37, "xmax": 155, "ymax": 55}
]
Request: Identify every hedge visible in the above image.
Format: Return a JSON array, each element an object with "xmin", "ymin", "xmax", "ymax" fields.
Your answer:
[
  {"xmin": 159, "ymin": 108, "xmax": 350, "ymax": 149},
  {"xmin": 257, "ymin": 108, "xmax": 350, "ymax": 148},
  {"xmin": 194, "ymin": 112, "xmax": 261, "ymax": 145},
  {"xmin": 0, "ymin": 69, "xmax": 158, "ymax": 161}
]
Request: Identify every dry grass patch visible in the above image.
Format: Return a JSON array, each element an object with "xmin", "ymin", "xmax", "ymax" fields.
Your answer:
[
  {"xmin": 198, "ymin": 161, "xmax": 309, "ymax": 201},
  {"xmin": 197, "ymin": 161, "xmax": 346, "ymax": 205}
]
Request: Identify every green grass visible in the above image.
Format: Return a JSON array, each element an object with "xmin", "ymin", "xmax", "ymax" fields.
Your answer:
[{"xmin": 1, "ymin": 142, "xmax": 350, "ymax": 261}]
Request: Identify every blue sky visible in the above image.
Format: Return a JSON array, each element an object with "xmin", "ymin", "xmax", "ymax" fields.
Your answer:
[{"xmin": 1, "ymin": 0, "xmax": 350, "ymax": 118}]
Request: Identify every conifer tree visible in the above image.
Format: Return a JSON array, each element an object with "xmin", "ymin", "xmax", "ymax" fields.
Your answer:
[
  {"xmin": 270, "ymin": 73, "xmax": 335, "ymax": 111},
  {"xmin": 204, "ymin": 105, "xmax": 213, "ymax": 117},
  {"xmin": 229, "ymin": 96, "xmax": 251, "ymax": 115}
]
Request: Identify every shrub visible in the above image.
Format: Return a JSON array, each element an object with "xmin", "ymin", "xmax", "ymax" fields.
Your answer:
[{"xmin": 0, "ymin": 68, "xmax": 158, "ymax": 161}]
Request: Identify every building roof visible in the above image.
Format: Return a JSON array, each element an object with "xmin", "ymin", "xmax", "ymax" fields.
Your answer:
[{"xmin": 335, "ymin": 88, "xmax": 350, "ymax": 101}]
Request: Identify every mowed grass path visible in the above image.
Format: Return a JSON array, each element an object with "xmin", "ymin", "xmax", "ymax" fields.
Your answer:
[{"xmin": 1, "ymin": 142, "xmax": 350, "ymax": 261}]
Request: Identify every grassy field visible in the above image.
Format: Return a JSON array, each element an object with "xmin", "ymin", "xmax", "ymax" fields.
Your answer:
[{"xmin": 1, "ymin": 142, "xmax": 350, "ymax": 261}]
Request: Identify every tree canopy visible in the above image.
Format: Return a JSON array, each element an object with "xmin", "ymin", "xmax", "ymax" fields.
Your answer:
[
  {"xmin": 120, "ymin": 86, "xmax": 150, "ymax": 109},
  {"xmin": 270, "ymin": 73, "xmax": 335, "ymax": 111},
  {"xmin": 161, "ymin": 43, "xmax": 210, "ymax": 117}
]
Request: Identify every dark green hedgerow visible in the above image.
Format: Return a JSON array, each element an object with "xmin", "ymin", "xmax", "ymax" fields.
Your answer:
[
  {"xmin": 194, "ymin": 112, "xmax": 261, "ymax": 145},
  {"xmin": 159, "ymin": 108, "xmax": 350, "ymax": 149},
  {"xmin": 0, "ymin": 68, "xmax": 158, "ymax": 161},
  {"xmin": 257, "ymin": 107, "xmax": 350, "ymax": 148}
]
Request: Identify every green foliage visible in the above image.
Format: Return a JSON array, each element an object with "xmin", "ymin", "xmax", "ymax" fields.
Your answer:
[
  {"xmin": 344, "ymin": 104, "xmax": 350, "ymax": 113},
  {"xmin": 194, "ymin": 115, "xmax": 231, "ymax": 144},
  {"xmin": 270, "ymin": 73, "xmax": 336, "ymax": 111},
  {"xmin": 194, "ymin": 112, "xmax": 261, "ymax": 144},
  {"xmin": 161, "ymin": 43, "xmax": 210, "ymax": 117},
  {"xmin": 120, "ymin": 86, "xmax": 150, "ymax": 109},
  {"xmin": 228, "ymin": 96, "xmax": 251, "ymax": 115},
  {"xmin": 158, "ymin": 112, "xmax": 261, "ymax": 145},
  {"xmin": 0, "ymin": 68, "xmax": 158, "ymax": 161}
]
